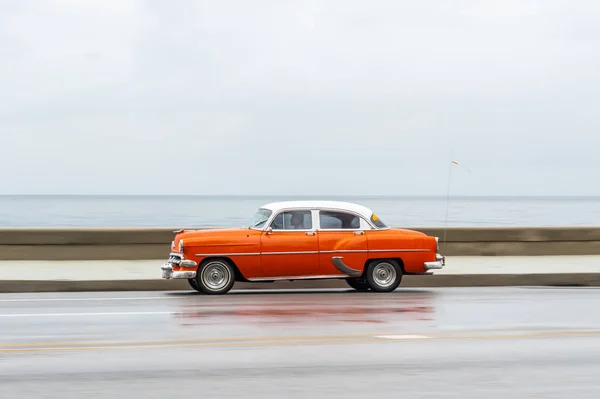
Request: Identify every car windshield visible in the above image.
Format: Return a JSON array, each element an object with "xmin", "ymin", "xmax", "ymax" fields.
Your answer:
[{"xmin": 247, "ymin": 208, "xmax": 272, "ymax": 228}]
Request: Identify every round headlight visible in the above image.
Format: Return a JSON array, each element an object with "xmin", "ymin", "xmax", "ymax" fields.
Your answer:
[{"xmin": 178, "ymin": 239, "xmax": 184, "ymax": 252}]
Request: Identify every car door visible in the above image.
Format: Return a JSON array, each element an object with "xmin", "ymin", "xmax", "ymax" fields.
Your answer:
[
  {"xmin": 316, "ymin": 210, "xmax": 369, "ymax": 276},
  {"xmin": 260, "ymin": 209, "xmax": 320, "ymax": 278}
]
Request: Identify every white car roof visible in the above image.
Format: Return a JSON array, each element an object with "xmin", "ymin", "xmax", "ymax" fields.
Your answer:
[{"xmin": 261, "ymin": 200, "xmax": 375, "ymax": 219}]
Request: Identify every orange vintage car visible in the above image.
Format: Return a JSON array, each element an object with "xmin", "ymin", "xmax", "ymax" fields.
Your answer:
[{"xmin": 161, "ymin": 200, "xmax": 445, "ymax": 294}]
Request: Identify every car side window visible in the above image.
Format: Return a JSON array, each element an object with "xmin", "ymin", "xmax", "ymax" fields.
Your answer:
[
  {"xmin": 319, "ymin": 211, "xmax": 361, "ymax": 230},
  {"xmin": 270, "ymin": 210, "xmax": 312, "ymax": 230}
]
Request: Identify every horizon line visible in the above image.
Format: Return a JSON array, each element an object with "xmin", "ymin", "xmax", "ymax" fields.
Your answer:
[{"xmin": 1, "ymin": 194, "xmax": 600, "ymax": 199}]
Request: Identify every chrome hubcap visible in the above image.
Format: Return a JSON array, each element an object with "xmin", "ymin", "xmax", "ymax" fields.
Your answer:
[
  {"xmin": 201, "ymin": 262, "xmax": 230, "ymax": 290},
  {"xmin": 372, "ymin": 263, "xmax": 396, "ymax": 287}
]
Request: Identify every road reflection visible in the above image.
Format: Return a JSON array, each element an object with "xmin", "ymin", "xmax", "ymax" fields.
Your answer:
[{"xmin": 172, "ymin": 292, "xmax": 437, "ymax": 326}]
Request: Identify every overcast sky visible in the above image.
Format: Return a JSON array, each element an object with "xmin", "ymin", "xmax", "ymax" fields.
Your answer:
[{"xmin": 1, "ymin": 0, "xmax": 599, "ymax": 196}]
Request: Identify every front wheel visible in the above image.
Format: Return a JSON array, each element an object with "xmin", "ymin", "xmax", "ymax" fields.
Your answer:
[
  {"xmin": 188, "ymin": 278, "xmax": 201, "ymax": 292},
  {"xmin": 345, "ymin": 278, "xmax": 370, "ymax": 291},
  {"xmin": 194, "ymin": 259, "xmax": 236, "ymax": 295},
  {"xmin": 364, "ymin": 259, "xmax": 402, "ymax": 292}
]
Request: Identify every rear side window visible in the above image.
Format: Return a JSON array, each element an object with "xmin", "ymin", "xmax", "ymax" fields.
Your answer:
[
  {"xmin": 319, "ymin": 211, "xmax": 361, "ymax": 229},
  {"xmin": 370, "ymin": 213, "xmax": 387, "ymax": 228}
]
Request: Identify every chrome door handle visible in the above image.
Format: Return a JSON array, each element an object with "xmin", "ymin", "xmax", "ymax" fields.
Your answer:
[
  {"xmin": 354, "ymin": 231, "xmax": 364, "ymax": 235},
  {"xmin": 306, "ymin": 231, "xmax": 316, "ymax": 236}
]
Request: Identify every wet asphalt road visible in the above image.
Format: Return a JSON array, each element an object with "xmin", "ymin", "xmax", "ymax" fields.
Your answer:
[{"xmin": 2, "ymin": 287, "xmax": 600, "ymax": 398}]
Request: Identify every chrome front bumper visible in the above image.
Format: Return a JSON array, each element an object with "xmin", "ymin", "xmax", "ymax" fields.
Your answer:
[
  {"xmin": 424, "ymin": 254, "xmax": 445, "ymax": 271},
  {"xmin": 161, "ymin": 252, "xmax": 198, "ymax": 279}
]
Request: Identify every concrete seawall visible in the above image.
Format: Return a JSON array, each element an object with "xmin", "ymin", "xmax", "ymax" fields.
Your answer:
[{"xmin": 0, "ymin": 226, "xmax": 599, "ymax": 260}]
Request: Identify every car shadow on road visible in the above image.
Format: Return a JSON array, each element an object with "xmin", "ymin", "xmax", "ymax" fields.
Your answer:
[{"xmin": 164, "ymin": 288, "xmax": 436, "ymax": 297}]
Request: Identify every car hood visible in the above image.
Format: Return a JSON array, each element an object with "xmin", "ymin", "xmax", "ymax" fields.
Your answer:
[{"xmin": 173, "ymin": 227, "xmax": 253, "ymax": 249}]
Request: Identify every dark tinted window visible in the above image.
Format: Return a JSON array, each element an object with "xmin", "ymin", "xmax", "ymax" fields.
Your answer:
[{"xmin": 319, "ymin": 211, "xmax": 361, "ymax": 229}]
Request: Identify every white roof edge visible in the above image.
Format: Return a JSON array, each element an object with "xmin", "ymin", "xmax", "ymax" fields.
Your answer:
[{"xmin": 260, "ymin": 200, "xmax": 374, "ymax": 219}]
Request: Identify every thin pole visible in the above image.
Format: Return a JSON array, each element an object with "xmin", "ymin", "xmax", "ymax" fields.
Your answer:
[{"xmin": 443, "ymin": 150, "xmax": 455, "ymax": 250}]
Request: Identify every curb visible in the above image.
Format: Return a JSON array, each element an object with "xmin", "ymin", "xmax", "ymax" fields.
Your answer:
[{"xmin": 1, "ymin": 274, "xmax": 600, "ymax": 293}]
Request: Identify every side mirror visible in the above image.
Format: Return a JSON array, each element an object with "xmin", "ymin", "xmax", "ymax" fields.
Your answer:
[{"xmin": 265, "ymin": 227, "xmax": 273, "ymax": 234}]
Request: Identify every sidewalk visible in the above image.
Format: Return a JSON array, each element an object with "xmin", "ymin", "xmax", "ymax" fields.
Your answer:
[{"xmin": 1, "ymin": 256, "xmax": 600, "ymax": 281}]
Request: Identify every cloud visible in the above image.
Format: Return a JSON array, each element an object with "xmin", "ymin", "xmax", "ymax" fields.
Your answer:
[{"xmin": 0, "ymin": 0, "xmax": 599, "ymax": 195}]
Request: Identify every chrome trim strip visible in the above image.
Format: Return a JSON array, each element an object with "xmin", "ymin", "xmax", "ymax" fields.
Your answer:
[
  {"xmin": 194, "ymin": 249, "xmax": 429, "ymax": 257},
  {"xmin": 263, "ymin": 251, "xmax": 320, "ymax": 255},
  {"xmin": 316, "ymin": 228, "xmax": 370, "ymax": 232},
  {"xmin": 331, "ymin": 256, "xmax": 362, "ymax": 277},
  {"xmin": 247, "ymin": 274, "xmax": 349, "ymax": 281},
  {"xmin": 195, "ymin": 252, "xmax": 261, "ymax": 257},
  {"xmin": 319, "ymin": 249, "xmax": 366, "ymax": 254},
  {"xmin": 320, "ymin": 249, "xmax": 429, "ymax": 254},
  {"xmin": 195, "ymin": 251, "xmax": 323, "ymax": 257},
  {"xmin": 269, "ymin": 229, "xmax": 316, "ymax": 233},
  {"xmin": 370, "ymin": 249, "xmax": 429, "ymax": 253}
]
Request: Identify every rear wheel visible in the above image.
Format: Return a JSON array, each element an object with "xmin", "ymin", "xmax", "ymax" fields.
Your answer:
[
  {"xmin": 345, "ymin": 278, "xmax": 370, "ymax": 291},
  {"xmin": 364, "ymin": 259, "xmax": 402, "ymax": 292},
  {"xmin": 194, "ymin": 259, "xmax": 236, "ymax": 295}
]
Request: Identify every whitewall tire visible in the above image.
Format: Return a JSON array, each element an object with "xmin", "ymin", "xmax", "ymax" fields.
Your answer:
[
  {"xmin": 194, "ymin": 259, "xmax": 235, "ymax": 295},
  {"xmin": 364, "ymin": 259, "xmax": 402, "ymax": 292}
]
